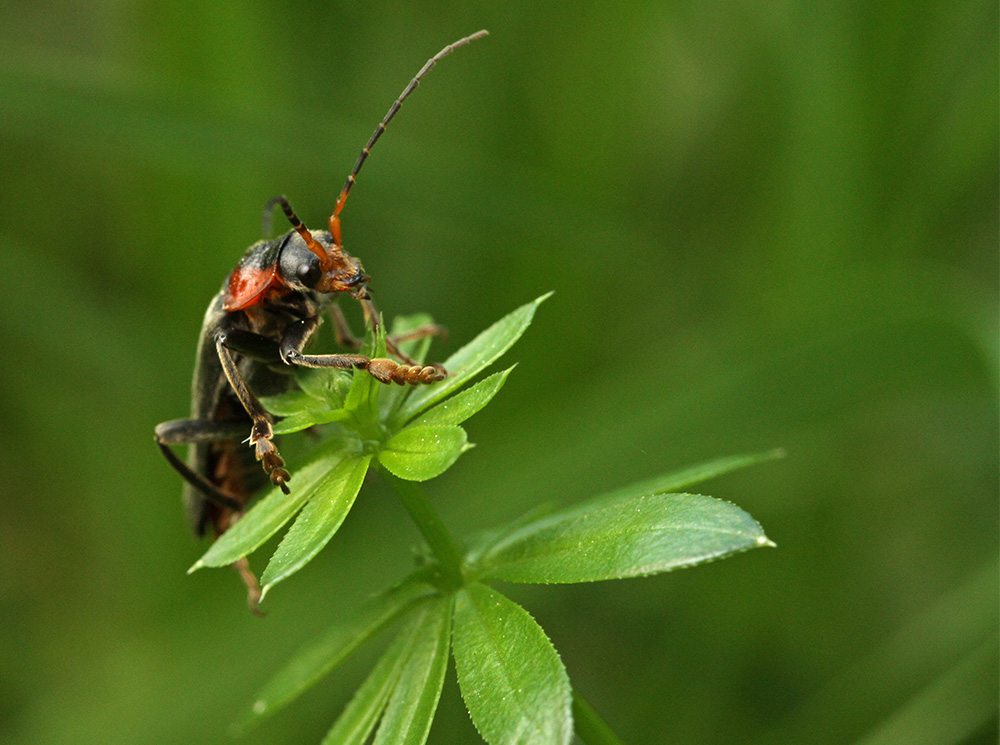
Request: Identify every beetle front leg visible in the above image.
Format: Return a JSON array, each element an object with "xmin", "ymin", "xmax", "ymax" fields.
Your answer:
[
  {"xmin": 280, "ymin": 316, "xmax": 446, "ymax": 385},
  {"xmin": 329, "ymin": 302, "xmax": 446, "ymax": 367},
  {"xmin": 215, "ymin": 335, "xmax": 292, "ymax": 493},
  {"xmin": 358, "ymin": 297, "xmax": 448, "ymax": 368}
]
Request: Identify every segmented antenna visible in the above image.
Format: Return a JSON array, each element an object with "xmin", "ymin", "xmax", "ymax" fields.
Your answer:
[
  {"xmin": 328, "ymin": 29, "xmax": 488, "ymax": 246},
  {"xmin": 265, "ymin": 195, "xmax": 330, "ymax": 267}
]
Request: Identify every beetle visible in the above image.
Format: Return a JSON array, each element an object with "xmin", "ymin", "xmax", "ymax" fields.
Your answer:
[{"xmin": 155, "ymin": 31, "xmax": 487, "ymax": 610}]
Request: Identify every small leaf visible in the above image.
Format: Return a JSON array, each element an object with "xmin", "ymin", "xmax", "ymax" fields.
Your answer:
[
  {"xmin": 373, "ymin": 596, "xmax": 452, "ymax": 745},
  {"xmin": 235, "ymin": 577, "xmax": 436, "ymax": 732},
  {"xmin": 272, "ymin": 407, "xmax": 351, "ymax": 435},
  {"xmin": 319, "ymin": 613, "xmax": 423, "ymax": 745},
  {"xmin": 297, "ymin": 367, "xmax": 353, "ymax": 409},
  {"xmin": 379, "ymin": 425, "xmax": 469, "ymax": 482},
  {"xmin": 409, "ymin": 367, "xmax": 514, "ymax": 428},
  {"xmin": 397, "ymin": 293, "xmax": 551, "ymax": 422},
  {"xmin": 344, "ymin": 318, "xmax": 388, "ymax": 418},
  {"xmin": 191, "ymin": 438, "xmax": 358, "ymax": 570},
  {"xmin": 260, "ymin": 388, "xmax": 320, "ymax": 417},
  {"xmin": 260, "ymin": 454, "xmax": 372, "ymax": 596},
  {"xmin": 478, "ymin": 492, "xmax": 773, "ymax": 584},
  {"xmin": 452, "ymin": 583, "xmax": 572, "ymax": 745}
]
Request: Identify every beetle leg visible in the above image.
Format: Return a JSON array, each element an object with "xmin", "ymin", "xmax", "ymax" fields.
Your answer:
[
  {"xmin": 355, "ymin": 297, "xmax": 448, "ymax": 369},
  {"xmin": 215, "ymin": 335, "xmax": 292, "ymax": 493},
  {"xmin": 329, "ymin": 304, "xmax": 363, "ymax": 350},
  {"xmin": 331, "ymin": 302, "xmax": 442, "ymax": 362},
  {"xmin": 154, "ymin": 418, "xmax": 247, "ymax": 511},
  {"xmin": 280, "ymin": 316, "xmax": 446, "ymax": 385},
  {"xmin": 215, "ymin": 328, "xmax": 282, "ymax": 363}
]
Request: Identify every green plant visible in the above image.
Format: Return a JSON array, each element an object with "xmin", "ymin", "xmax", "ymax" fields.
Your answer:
[{"xmin": 190, "ymin": 294, "xmax": 777, "ymax": 745}]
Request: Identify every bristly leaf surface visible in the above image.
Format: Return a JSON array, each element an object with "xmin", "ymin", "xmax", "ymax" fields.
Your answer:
[
  {"xmin": 452, "ymin": 583, "xmax": 572, "ymax": 745},
  {"xmin": 467, "ymin": 449, "xmax": 782, "ymax": 571},
  {"xmin": 379, "ymin": 424, "xmax": 470, "ymax": 481},
  {"xmin": 191, "ymin": 437, "xmax": 360, "ymax": 570},
  {"xmin": 475, "ymin": 492, "xmax": 773, "ymax": 584},
  {"xmin": 260, "ymin": 454, "xmax": 373, "ymax": 596},
  {"xmin": 373, "ymin": 596, "xmax": 453, "ymax": 745}
]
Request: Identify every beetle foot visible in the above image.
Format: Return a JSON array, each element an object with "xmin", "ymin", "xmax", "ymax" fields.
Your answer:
[
  {"xmin": 233, "ymin": 557, "xmax": 265, "ymax": 616},
  {"xmin": 367, "ymin": 358, "xmax": 447, "ymax": 385},
  {"xmin": 251, "ymin": 425, "xmax": 291, "ymax": 494}
]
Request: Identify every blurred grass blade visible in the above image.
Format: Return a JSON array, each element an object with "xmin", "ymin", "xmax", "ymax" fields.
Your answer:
[
  {"xmin": 478, "ymin": 493, "xmax": 772, "ymax": 584},
  {"xmin": 373, "ymin": 596, "xmax": 453, "ymax": 745},
  {"xmin": 746, "ymin": 561, "xmax": 999, "ymax": 745},
  {"xmin": 235, "ymin": 577, "xmax": 436, "ymax": 733},
  {"xmin": 379, "ymin": 425, "xmax": 469, "ymax": 481},
  {"xmin": 575, "ymin": 450, "xmax": 785, "ymax": 518},
  {"xmin": 190, "ymin": 438, "xmax": 358, "ymax": 570},
  {"xmin": 319, "ymin": 605, "xmax": 432, "ymax": 745},
  {"xmin": 453, "ymin": 583, "xmax": 572, "ymax": 745},
  {"xmin": 409, "ymin": 367, "xmax": 515, "ymax": 428},
  {"xmin": 397, "ymin": 293, "xmax": 551, "ymax": 422},
  {"xmin": 572, "ymin": 688, "xmax": 627, "ymax": 745},
  {"xmin": 852, "ymin": 635, "xmax": 998, "ymax": 745},
  {"xmin": 609, "ymin": 449, "xmax": 785, "ymax": 498},
  {"xmin": 259, "ymin": 454, "xmax": 372, "ymax": 596}
]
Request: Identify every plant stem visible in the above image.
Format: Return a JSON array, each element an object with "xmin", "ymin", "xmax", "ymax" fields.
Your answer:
[
  {"xmin": 381, "ymin": 471, "xmax": 464, "ymax": 589},
  {"xmin": 573, "ymin": 688, "xmax": 629, "ymax": 745}
]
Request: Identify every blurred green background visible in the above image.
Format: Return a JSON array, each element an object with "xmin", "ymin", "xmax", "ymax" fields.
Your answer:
[{"xmin": 1, "ymin": 2, "xmax": 996, "ymax": 744}]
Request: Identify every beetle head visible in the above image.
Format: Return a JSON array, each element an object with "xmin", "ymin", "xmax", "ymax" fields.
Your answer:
[{"xmin": 278, "ymin": 226, "xmax": 371, "ymax": 300}]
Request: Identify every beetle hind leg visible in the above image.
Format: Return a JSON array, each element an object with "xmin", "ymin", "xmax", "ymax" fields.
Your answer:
[{"xmin": 155, "ymin": 418, "xmax": 247, "ymax": 512}]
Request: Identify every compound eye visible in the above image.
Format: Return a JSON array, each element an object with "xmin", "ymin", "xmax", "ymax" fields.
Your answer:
[{"xmin": 296, "ymin": 258, "xmax": 321, "ymax": 288}]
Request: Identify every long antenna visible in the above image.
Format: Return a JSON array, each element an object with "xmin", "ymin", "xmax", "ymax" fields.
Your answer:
[{"xmin": 328, "ymin": 29, "xmax": 488, "ymax": 246}]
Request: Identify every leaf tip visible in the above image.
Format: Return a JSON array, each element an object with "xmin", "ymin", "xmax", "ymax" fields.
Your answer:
[
  {"xmin": 757, "ymin": 535, "xmax": 777, "ymax": 548},
  {"xmin": 535, "ymin": 290, "xmax": 555, "ymax": 305},
  {"xmin": 187, "ymin": 560, "xmax": 204, "ymax": 574}
]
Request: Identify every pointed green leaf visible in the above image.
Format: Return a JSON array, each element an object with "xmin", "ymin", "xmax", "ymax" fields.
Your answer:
[
  {"xmin": 235, "ymin": 577, "xmax": 436, "ymax": 732},
  {"xmin": 453, "ymin": 583, "xmax": 572, "ymax": 745},
  {"xmin": 379, "ymin": 425, "xmax": 469, "ymax": 482},
  {"xmin": 479, "ymin": 492, "xmax": 773, "ymax": 584},
  {"xmin": 260, "ymin": 454, "xmax": 372, "ymax": 596},
  {"xmin": 190, "ymin": 438, "xmax": 358, "ymax": 570},
  {"xmin": 409, "ymin": 367, "xmax": 514, "ymax": 428},
  {"xmin": 469, "ymin": 450, "xmax": 784, "ymax": 561},
  {"xmin": 397, "ymin": 293, "xmax": 551, "ymax": 422},
  {"xmin": 373, "ymin": 596, "xmax": 452, "ymax": 745},
  {"xmin": 272, "ymin": 407, "xmax": 351, "ymax": 435},
  {"xmin": 319, "ymin": 613, "xmax": 424, "ymax": 745}
]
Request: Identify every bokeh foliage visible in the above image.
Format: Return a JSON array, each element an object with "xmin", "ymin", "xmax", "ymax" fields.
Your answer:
[{"xmin": 0, "ymin": 2, "xmax": 995, "ymax": 744}]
